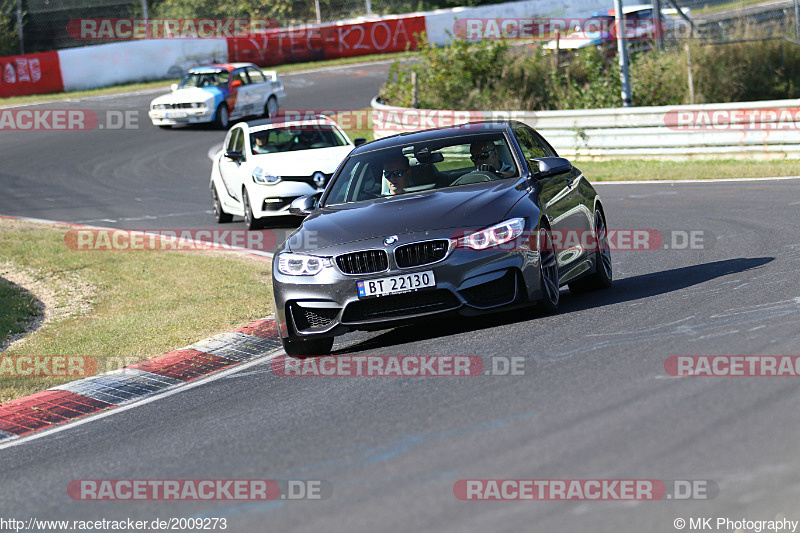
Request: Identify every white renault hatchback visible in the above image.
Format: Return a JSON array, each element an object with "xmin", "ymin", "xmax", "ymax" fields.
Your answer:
[{"xmin": 210, "ymin": 116, "xmax": 365, "ymax": 228}]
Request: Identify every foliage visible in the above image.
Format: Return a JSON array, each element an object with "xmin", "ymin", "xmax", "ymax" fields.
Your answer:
[{"xmin": 380, "ymin": 34, "xmax": 800, "ymax": 111}]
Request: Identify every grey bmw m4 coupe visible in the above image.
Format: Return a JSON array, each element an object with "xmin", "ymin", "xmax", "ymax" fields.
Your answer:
[{"xmin": 272, "ymin": 121, "xmax": 612, "ymax": 356}]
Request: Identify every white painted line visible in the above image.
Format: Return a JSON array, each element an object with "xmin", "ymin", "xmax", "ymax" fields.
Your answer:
[
  {"xmin": 596, "ymin": 175, "xmax": 800, "ymax": 185},
  {"xmin": 0, "ymin": 348, "xmax": 286, "ymax": 451}
]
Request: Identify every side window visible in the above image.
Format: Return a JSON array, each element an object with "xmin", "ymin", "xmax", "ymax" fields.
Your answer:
[
  {"xmin": 232, "ymin": 69, "xmax": 249, "ymax": 85},
  {"xmin": 233, "ymin": 128, "xmax": 245, "ymax": 153},
  {"xmin": 225, "ymin": 128, "xmax": 239, "ymax": 151},
  {"xmin": 247, "ymin": 67, "xmax": 266, "ymax": 84},
  {"xmin": 515, "ymin": 126, "xmax": 550, "ymax": 162}
]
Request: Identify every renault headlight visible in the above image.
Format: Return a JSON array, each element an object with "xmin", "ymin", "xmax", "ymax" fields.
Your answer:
[{"xmin": 253, "ymin": 167, "xmax": 281, "ymax": 185}]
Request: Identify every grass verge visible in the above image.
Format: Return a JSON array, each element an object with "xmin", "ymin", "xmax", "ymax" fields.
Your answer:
[
  {"xmin": 0, "ymin": 218, "xmax": 274, "ymax": 403},
  {"xmin": 0, "ymin": 276, "xmax": 40, "ymax": 350},
  {"xmin": 574, "ymin": 158, "xmax": 800, "ymax": 181}
]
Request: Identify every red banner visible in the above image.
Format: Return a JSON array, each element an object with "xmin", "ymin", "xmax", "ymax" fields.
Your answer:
[
  {"xmin": 0, "ymin": 51, "xmax": 64, "ymax": 98},
  {"xmin": 227, "ymin": 16, "xmax": 426, "ymax": 66}
]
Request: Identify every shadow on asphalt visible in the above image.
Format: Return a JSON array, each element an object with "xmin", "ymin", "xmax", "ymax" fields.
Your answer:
[{"xmin": 334, "ymin": 256, "xmax": 775, "ymax": 354}]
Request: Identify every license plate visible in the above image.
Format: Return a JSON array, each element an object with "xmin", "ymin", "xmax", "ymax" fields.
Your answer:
[
  {"xmin": 357, "ymin": 270, "xmax": 435, "ymax": 298},
  {"xmin": 166, "ymin": 111, "xmax": 187, "ymax": 118}
]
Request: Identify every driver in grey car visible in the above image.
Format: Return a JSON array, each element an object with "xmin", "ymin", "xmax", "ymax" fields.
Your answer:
[{"xmin": 470, "ymin": 140, "xmax": 514, "ymax": 178}]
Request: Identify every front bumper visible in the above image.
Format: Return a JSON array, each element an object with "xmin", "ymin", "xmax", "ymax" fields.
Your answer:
[
  {"xmin": 272, "ymin": 232, "xmax": 543, "ymax": 341},
  {"xmin": 148, "ymin": 107, "xmax": 214, "ymax": 125}
]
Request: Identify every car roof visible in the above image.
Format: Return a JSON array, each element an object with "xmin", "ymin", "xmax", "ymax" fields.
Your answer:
[
  {"xmin": 350, "ymin": 121, "xmax": 516, "ymax": 154},
  {"xmin": 241, "ymin": 115, "xmax": 341, "ymax": 132},
  {"xmin": 188, "ymin": 62, "xmax": 256, "ymax": 73}
]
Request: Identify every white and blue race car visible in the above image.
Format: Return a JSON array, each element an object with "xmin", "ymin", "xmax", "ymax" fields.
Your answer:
[{"xmin": 148, "ymin": 62, "xmax": 286, "ymax": 129}]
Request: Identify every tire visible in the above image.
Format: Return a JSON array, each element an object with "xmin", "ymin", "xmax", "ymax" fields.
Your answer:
[
  {"xmin": 214, "ymin": 103, "xmax": 229, "ymax": 130},
  {"xmin": 537, "ymin": 225, "xmax": 560, "ymax": 313},
  {"xmin": 264, "ymin": 96, "xmax": 278, "ymax": 118},
  {"xmin": 242, "ymin": 188, "xmax": 262, "ymax": 229},
  {"xmin": 211, "ymin": 184, "xmax": 233, "ymax": 223},
  {"xmin": 569, "ymin": 208, "xmax": 613, "ymax": 293},
  {"xmin": 282, "ymin": 336, "xmax": 334, "ymax": 357}
]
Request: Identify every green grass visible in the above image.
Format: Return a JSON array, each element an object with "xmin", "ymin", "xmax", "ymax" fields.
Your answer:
[
  {"xmin": 0, "ymin": 51, "xmax": 417, "ymax": 107},
  {"xmin": 0, "ymin": 218, "xmax": 274, "ymax": 403},
  {"xmin": 574, "ymin": 158, "xmax": 800, "ymax": 180},
  {"xmin": 0, "ymin": 277, "xmax": 39, "ymax": 348}
]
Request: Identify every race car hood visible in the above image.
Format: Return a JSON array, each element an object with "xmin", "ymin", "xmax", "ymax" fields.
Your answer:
[
  {"xmin": 251, "ymin": 146, "xmax": 355, "ymax": 175},
  {"xmin": 289, "ymin": 178, "xmax": 527, "ymax": 253},
  {"xmin": 150, "ymin": 87, "xmax": 218, "ymax": 106}
]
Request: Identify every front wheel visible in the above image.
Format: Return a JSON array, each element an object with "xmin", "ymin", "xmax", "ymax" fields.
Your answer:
[
  {"xmin": 264, "ymin": 96, "xmax": 278, "ymax": 118},
  {"xmin": 211, "ymin": 184, "xmax": 232, "ymax": 223},
  {"xmin": 569, "ymin": 208, "xmax": 613, "ymax": 293},
  {"xmin": 537, "ymin": 225, "xmax": 560, "ymax": 313},
  {"xmin": 242, "ymin": 188, "xmax": 262, "ymax": 229},
  {"xmin": 282, "ymin": 336, "xmax": 334, "ymax": 357}
]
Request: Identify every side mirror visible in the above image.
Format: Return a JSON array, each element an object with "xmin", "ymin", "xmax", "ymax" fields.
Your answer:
[
  {"xmin": 289, "ymin": 193, "xmax": 321, "ymax": 216},
  {"xmin": 224, "ymin": 150, "xmax": 243, "ymax": 161},
  {"xmin": 531, "ymin": 157, "xmax": 572, "ymax": 179},
  {"xmin": 230, "ymin": 79, "xmax": 242, "ymax": 90},
  {"xmin": 354, "ymin": 138, "xmax": 367, "ymax": 146}
]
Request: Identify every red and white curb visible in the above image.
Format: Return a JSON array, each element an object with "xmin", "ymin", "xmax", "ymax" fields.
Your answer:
[{"xmin": 0, "ymin": 318, "xmax": 283, "ymax": 442}]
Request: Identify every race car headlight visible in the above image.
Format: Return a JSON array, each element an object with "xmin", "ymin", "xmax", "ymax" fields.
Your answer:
[
  {"xmin": 277, "ymin": 253, "xmax": 332, "ymax": 276},
  {"xmin": 457, "ymin": 218, "xmax": 525, "ymax": 250},
  {"xmin": 252, "ymin": 167, "xmax": 281, "ymax": 185}
]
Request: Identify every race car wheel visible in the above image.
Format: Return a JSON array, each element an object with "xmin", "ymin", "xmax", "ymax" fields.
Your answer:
[
  {"xmin": 215, "ymin": 104, "xmax": 229, "ymax": 129},
  {"xmin": 537, "ymin": 224, "xmax": 560, "ymax": 313},
  {"xmin": 569, "ymin": 208, "xmax": 613, "ymax": 293},
  {"xmin": 282, "ymin": 336, "xmax": 334, "ymax": 357},
  {"xmin": 242, "ymin": 188, "xmax": 262, "ymax": 229},
  {"xmin": 265, "ymin": 96, "xmax": 278, "ymax": 118},
  {"xmin": 211, "ymin": 184, "xmax": 232, "ymax": 223}
]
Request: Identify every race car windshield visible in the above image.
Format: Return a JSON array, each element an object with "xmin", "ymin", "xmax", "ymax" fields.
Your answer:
[
  {"xmin": 250, "ymin": 125, "xmax": 350, "ymax": 155},
  {"xmin": 179, "ymin": 71, "xmax": 230, "ymax": 89},
  {"xmin": 324, "ymin": 133, "xmax": 518, "ymax": 205}
]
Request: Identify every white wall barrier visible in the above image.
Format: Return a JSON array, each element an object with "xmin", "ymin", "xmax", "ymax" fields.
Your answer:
[
  {"xmin": 58, "ymin": 39, "xmax": 228, "ymax": 92},
  {"xmin": 371, "ymin": 97, "xmax": 800, "ymax": 159}
]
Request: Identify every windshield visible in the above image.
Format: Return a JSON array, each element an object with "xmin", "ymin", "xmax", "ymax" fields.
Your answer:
[
  {"xmin": 324, "ymin": 133, "xmax": 518, "ymax": 205},
  {"xmin": 250, "ymin": 124, "xmax": 350, "ymax": 155},
  {"xmin": 179, "ymin": 71, "xmax": 230, "ymax": 89}
]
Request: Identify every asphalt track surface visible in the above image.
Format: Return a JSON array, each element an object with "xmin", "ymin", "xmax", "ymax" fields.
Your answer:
[{"xmin": 2, "ymin": 62, "xmax": 800, "ymax": 532}]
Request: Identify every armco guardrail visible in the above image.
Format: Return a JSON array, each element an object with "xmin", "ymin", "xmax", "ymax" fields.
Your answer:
[{"xmin": 371, "ymin": 97, "xmax": 800, "ymax": 159}]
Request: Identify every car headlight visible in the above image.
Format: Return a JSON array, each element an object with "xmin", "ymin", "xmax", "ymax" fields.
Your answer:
[
  {"xmin": 252, "ymin": 167, "xmax": 282, "ymax": 185},
  {"xmin": 456, "ymin": 218, "xmax": 525, "ymax": 250},
  {"xmin": 277, "ymin": 253, "xmax": 332, "ymax": 276}
]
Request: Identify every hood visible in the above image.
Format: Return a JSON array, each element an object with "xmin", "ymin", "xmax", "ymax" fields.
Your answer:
[
  {"xmin": 151, "ymin": 87, "xmax": 218, "ymax": 105},
  {"xmin": 252, "ymin": 146, "xmax": 354, "ymax": 174},
  {"xmin": 290, "ymin": 179, "xmax": 528, "ymax": 253},
  {"xmin": 543, "ymin": 33, "xmax": 606, "ymax": 50}
]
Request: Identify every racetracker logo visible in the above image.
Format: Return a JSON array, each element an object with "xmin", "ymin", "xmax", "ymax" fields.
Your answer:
[
  {"xmin": 64, "ymin": 229, "xmax": 278, "ymax": 252},
  {"xmin": 67, "ymin": 479, "xmax": 332, "ymax": 500},
  {"xmin": 0, "ymin": 355, "xmax": 97, "ymax": 377},
  {"xmin": 452, "ymin": 17, "xmax": 667, "ymax": 41},
  {"xmin": 665, "ymin": 356, "xmax": 800, "ymax": 376},
  {"xmin": 271, "ymin": 355, "xmax": 528, "ymax": 377},
  {"xmin": 0, "ymin": 110, "xmax": 139, "ymax": 131},
  {"xmin": 454, "ymin": 479, "xmax": 717, "ymax": 500},
  {"xmin": 664, "ymin": 108, "xmax": 800, "ymax": 130},
  {"xmin": 67, "ymin": 18, "xmax": 279, "ymax": 40}
]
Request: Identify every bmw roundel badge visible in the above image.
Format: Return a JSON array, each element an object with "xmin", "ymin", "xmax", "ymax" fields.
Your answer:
[{"xmin": 384, "ymin": 235, "xmax": 398, "ymax": 246}]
